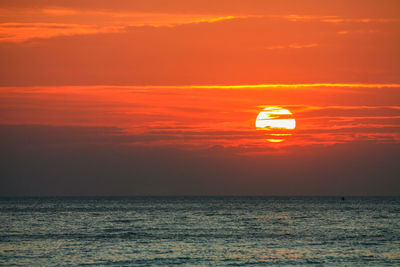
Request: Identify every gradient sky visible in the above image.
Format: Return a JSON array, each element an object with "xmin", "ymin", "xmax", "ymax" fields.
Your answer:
[{"xmin": 1, "ymin": 0, "xmax": 399, "ymax": 195}]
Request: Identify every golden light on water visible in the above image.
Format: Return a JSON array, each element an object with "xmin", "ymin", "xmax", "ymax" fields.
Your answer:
[{"xmin": 256, "ymin": 106, "xmax": 296, "ymax": 142}]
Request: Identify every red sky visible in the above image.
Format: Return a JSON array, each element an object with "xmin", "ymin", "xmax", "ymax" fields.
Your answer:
[{"xmin": 0, "ymin": 0, "xmax": 399, "ymax": 195}]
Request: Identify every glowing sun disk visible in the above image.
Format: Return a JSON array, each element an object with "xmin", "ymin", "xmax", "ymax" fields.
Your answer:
[{"xmin": 256, "ymin": 107, "xmax": 296, "ymax": 130}]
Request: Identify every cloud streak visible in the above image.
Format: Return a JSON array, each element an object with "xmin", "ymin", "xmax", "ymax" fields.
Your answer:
[
  {"xmin": 0, "ymin": 22, "xmax": 123, "ymax": 43},
  {"xmin": 0, "ymin": 7, "xmax": 247, "ymax": 42},
  {"xmin": 281, "ymin": 14, "xmax": 400, "ymax": 23},
  {"xmin": 88, "ymin": 83, "xmax": 400, "ymax": 90},
  {"xmin": 264, "ymin": 43, "xmax": 319, "ymax": 50}
]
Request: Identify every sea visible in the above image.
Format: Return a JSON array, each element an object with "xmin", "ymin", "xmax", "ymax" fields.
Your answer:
[{"xmin": 0, "ymin": 197, "xmax": 399, "ymax": 266}]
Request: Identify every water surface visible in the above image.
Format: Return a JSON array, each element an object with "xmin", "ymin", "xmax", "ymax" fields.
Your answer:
[{"xmin": 1, "ymin": 197, "xmax": 399, "ymax": 265}]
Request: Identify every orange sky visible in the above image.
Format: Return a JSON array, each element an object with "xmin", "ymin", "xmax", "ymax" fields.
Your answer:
[
  {"xmin": 1, "ymin": 0, "xmax": 399, "ymax": 85},
  {"xmin": 0, "ymin": 0, "xmax": 399, "ymax": 195}
]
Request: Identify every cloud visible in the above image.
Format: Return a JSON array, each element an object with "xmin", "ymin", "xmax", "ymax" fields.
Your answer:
[
  {"xmin": 281, "ymin": 14, "xmax": 337, "ymax": 22},
  {"xmin": 264, "ymin": 43, "xmax": 319, "ymax": 50},
  {"xmin": 1, "ymin": 124, "xmax": 399, "ymax": 196},
  {"xmin": 1, "ymin": 85, "xmax": 399, "ymax": 149},
  {"xmin": 336, "ymin": 30, "xmax": 378, "ymax": 35},
  {"xmin": 280, "ymin": 14, "xmax": 400, "ymax": 24},
  {"xmin": 320, "ymin": 18, "xmax": 400, "ymax": 23},
  {"xmin": 0, "ymin": 7, "xmax": 248, "ymax": 43},
  {"xmin": 188, "ymin": 16, "xmax": 244, "ymax": 24},
  {"xmin": 97, "ymin": 83, "xmax": 400, "ymax": 90},
  {"xmin": 0, "ymin": 22, "xmax": 123, "ymax": 43}
]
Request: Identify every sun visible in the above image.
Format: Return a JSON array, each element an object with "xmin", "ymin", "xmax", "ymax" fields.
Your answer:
[
  {"xmin": 256, "ymin": 106, "xmax": 296, "ymax": 142},
  {"xmin": 256, "ymin": 106, "xmax": 296, "ymax": 129}
]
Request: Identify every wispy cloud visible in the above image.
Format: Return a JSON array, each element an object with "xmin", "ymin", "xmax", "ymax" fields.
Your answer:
[
  {"xmin": 336, "ymin": 29, "xmax": 378, "ymax": 35},
  {"xmin": 0, "ymin": 7, "xmax": 248, "ymax": 42},
  {"xmin": 0, "ymin": 22, "xmax": 123, "ymax": 43},
  {"xmin": 189, "ymin": 16, "xmax": 243, "ymax": 24},
  {"xmin": 264, "ymin": 43, "xmax": 319, "ymax": 50},
  {"xmin": 320, "ymin": 18, "xmax": 400, "ymax": 23},
  {"xmin": 280, "ymin": 14, "xmax": 400, "ymax": 24},
  {"xmin": 95, "ymin": 83, "xmax": 400, "ymax": 90},
  {"xmin": 281, "ymin": 15, "xmax": 337, "ymax": 22}
]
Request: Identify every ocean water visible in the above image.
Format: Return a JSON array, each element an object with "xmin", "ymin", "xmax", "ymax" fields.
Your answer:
[{"xmin": 0, "ymin": 197, "xmax": 399, "ymax": 266}]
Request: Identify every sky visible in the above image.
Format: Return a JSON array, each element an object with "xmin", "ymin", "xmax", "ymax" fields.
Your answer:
[{"xmin": 1, "ymin": 0, "xmax": 399, "ymax": 196}]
